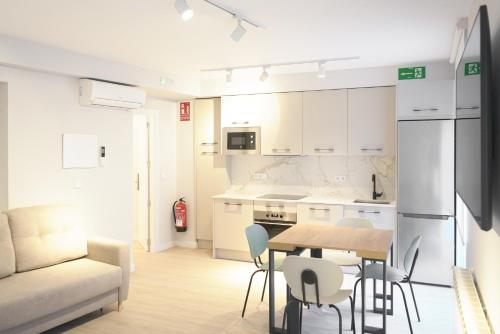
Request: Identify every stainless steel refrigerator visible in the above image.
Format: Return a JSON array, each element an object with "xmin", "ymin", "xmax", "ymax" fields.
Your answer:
[{"xmin": 397, "ymin": 119, "xmax": 455, "ymax": 286}]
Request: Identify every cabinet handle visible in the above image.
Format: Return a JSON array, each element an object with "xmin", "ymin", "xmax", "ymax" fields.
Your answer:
[
  {"xmin": 314, "ymin": 148, "xmax": 335, "ymax": 152},
  {"xmin": 360, "ymin": 148, "xmax": 383, "ymax": 152},
  {"xmin": 231, "ymin": 121, "xmax": 249, "ymax": 125},
  {"xmin": 201, "ymin": 142, "xmax": 218, "ymax": 146},
  {"xmin": 309, "ymin": 207, "xmax": 330, "ymax": 211},
  {"xmin": 224, "ymin": 202, "xmax": 242, "ymax": 206},
  {"xmin": 272, "ymin": 148, "xmax": 291, "ymax": 152},
  {"xmin": 358, "ymin": 210, "xmax": 381, "ymax": 214},
  {"xmin": 201, "ymin": 151, "xmax": 218, "ymax": 155},
  {"xmin": 456, "ymin": 106, "xmax": 480, "ymax": 110},
  {"xmin": 266, "ymin": 204, "xmax": 285, "ymax": 209},
  {"xmin": 412, "ymin": 107, "xmax": 439, "ymax": 112}
]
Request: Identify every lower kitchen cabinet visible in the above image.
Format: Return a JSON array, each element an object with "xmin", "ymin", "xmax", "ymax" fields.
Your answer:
[
  {"xmin": 297, "ymin": 204, "xmax": 343, "ymax": 225},
  {"xmin": 344, "ymin": 205, "xmax": 397, "ymax": 262},
  {"xmin": 213, "ymin": 199, "xmax": 254, "ymax": 254}
]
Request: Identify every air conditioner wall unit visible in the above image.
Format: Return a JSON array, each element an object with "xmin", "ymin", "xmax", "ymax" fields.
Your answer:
[{"xmin": 79, "ymin": 79, "xmax": 146, "ymax": 110}]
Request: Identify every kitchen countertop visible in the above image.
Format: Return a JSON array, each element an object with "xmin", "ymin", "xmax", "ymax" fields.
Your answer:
[{"xmin": 212, "ymin": 193, "xmax": 396, "ymax": 208}]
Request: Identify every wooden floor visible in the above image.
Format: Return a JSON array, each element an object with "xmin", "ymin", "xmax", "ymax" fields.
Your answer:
[{"xmin": 46, "ymin": 246, "xmax": 458, "ymax": 334}]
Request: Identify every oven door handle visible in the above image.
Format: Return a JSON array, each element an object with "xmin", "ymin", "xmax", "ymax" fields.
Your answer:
[{"xmin": 254, "ymin": 221, "xmax": 295, "ymax": 227}]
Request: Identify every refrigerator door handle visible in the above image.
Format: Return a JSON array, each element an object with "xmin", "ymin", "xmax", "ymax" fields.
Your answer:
[{"xmin": 400, "ymin": 213, "xmax": 451, "ymax": 220}]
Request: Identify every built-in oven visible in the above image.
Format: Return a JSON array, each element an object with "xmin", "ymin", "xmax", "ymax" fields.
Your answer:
[
  {"xmin": 222, "ymin": 127, "xmax": 260, "ymax": 155},
  {"xmin": 254, "ymin": 206, "xmax": 297, "ymax": 239}
]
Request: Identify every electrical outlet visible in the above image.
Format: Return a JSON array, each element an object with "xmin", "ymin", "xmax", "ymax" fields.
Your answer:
[{"xmin": 335, "ymin": 175, "xmax": 346, "ymax": 183}]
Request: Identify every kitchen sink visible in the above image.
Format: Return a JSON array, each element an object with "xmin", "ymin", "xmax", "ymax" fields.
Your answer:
[{"xmin": 354, "ymin": 199, "xmax": 391, "ymax": 205}]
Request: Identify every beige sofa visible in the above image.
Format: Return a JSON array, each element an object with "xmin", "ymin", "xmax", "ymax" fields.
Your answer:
[{"xmin": 0, "ymin": 205, "xmax": 130, "ymax": 334}]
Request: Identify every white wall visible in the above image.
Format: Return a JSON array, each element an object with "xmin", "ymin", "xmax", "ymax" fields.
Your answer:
[
  {"xmin": 0, "ymin": 65, "xmax": 133, "ymax": 244},
  {"xmin": 143, "ymin": 98, "xmax": 178, "ymax": 251},
  {"xmin": 461, "ymin": 1, "xmax": 500, "ymax": 332},
  {"xmin": 0, "ymin": 83, "xmax": 7, "ymax": 210},
  {"xmin": 175, "ymin": 100, "xmax": 197, "ymax": 247}
]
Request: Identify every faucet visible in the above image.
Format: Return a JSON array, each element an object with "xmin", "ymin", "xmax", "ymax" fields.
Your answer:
[{"xmin": 372, "ymin": 174, "xmax": 383, "ymax": 200}]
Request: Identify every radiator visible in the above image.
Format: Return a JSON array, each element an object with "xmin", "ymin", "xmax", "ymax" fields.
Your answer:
[{"xmin": 453, "ymin": 267, "xmax": 492, "ymax": 334}]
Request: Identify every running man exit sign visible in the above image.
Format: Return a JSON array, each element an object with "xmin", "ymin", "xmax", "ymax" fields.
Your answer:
[
  {"xmin": 465, "ymin": 62, "xmax": 480, "ymax": 76},
  {"xmin": 398, "ymin": 66, "xmax": 426, "ymax": 80}
]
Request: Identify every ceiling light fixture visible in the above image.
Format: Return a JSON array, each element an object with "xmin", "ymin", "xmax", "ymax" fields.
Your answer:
[
  {"xmin": 230, "ymin": 18, "xmax": 247, "ymax": 42},
  {"xmin": 317, "ymin": 62, "xmax": 326, "ymax": 79},
  {"xmin": 175, "ymin": 0, "xmax": 194, "ymax": 21},
  {"xmin": 259, "ymin": 66, "xmax": 269, "ymax": 82},
  {"xmin": 202, "ymin": 56, "xmax": 360, "ymax": 81},
  {"xmin": 225, "ymin": 69, "xmax": 233, "ymax": 82}
]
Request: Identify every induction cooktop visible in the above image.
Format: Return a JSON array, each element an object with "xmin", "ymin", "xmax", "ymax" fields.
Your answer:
[{"xmin": 257, "ymin": 194, "xmax": 307, "ymax": 201}]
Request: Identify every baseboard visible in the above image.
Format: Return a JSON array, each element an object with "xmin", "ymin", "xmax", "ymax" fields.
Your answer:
[
  {"xmin": 214, "ymin": 248, "xmax": 252, "ymax": 262},
  {"xmin": 153, "ymin": 241, "xmax": 175, "ymax": 252},
  {"xmin": 197, "ymin": 239, "xmax": 213, "ymax": 249},
  {"xmin": 174, "ymin": 240, "xmax": 198, "ymax": 248}
]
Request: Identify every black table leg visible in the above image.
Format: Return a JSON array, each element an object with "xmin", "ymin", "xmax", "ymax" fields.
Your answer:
[
  {"xmin": 361, "ymin": 258, "xmax": 366, "ymax": 333},
  {"xmin": 269, "ymin": 249, "xmax": 276, "ymax": 333},
  {"xmin": 310, "ymin": 248, "xmax": 322, "ymax": 258},
  {"xmin": 383, "ymin": 260, "xmax": 387, "ymax": 334}
]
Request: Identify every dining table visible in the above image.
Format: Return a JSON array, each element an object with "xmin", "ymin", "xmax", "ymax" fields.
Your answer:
[{"xmin": 267, "ymin": 223, "xmax": 394, "ymax": 334}]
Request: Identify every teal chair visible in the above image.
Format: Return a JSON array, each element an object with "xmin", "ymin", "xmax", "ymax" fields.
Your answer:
[{"xmin": 241, "ymin": 224, "xmax": 284, "ymax": 318}]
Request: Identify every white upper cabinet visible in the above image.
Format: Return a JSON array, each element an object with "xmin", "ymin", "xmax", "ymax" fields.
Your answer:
[
  {"xmin": 348, "ymin": 87, "xmax": 396, "ymax": 156},
  {"xmin": 397, "ymin": 80, "xmax": 454, "ymax": 120},
  {"xmin": 261, "ymin": 92, "xmax": 303, "ymax": 155},
  {"xmin": 303, "ymin": 90, "xmax": 348, "ymax": 155},
  {"xmin": 221, "ymin": 94, "xmax": 265, "ymax": 127}
]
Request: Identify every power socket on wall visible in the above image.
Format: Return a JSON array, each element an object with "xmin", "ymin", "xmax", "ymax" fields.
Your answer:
[{"xmin": 335, "ymin": 175, "xmax": 347, "ymax": 184}]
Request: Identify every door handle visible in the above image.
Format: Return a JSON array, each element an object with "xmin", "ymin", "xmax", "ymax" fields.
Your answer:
[
  {"xmin": 358, "ymin": 210, "xmax": 381, "ymax": 214},
  {"xmin": 314, "ymin": 148, "xmax": 335, "ymax": 152},
  {"xmin": 272, "ymin": 148, "xmax": 291, "ymax": 152},
  {"xmin": 201, "ymin": 142, "xmax": 218, "ymax": 146},
  {"xmin": 360, "ymin": 148, "xmax": 383, "ymax": 152},
  {"xmin": 135, "ymin": 173, "xmax": 140, "ymax": 191},
  {"xmin": 309, "ymin": 207, "xmax": 330, "ymax": 211}
]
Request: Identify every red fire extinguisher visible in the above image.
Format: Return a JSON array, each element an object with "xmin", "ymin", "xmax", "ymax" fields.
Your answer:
[{"xmin": 173, "ymin": 198, "xmax": 187, "ymax": 232}]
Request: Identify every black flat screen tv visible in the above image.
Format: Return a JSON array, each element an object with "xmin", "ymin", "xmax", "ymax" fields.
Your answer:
[{"xmin": 455, "ymin": 5, "xmax": 493, "ymax": 231}]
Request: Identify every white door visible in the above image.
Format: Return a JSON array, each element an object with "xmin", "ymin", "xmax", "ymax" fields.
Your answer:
[
  {"xmin": 303, "ymin": 90, "xmax": 348, "ymax": 155},
  {"xmin": 133, "ymin": 113, "xmax": 150, "ymax": 251}
]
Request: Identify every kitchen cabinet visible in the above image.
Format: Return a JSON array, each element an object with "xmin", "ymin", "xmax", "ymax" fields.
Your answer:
[
  {"xmin": 194, "ymin": 99, "xmax": 229, "ymax": 248},
  {"xmin": 261, "ymin": 92, "xmax": 303, "ymax": 155},
  {"xmin": 303, "ymin": 90, "xmax": 348, "ymax": 155},
  {"xmin": 343, "ymin": 204, "xmax": 397, "ymax": 261},
  {"xmin": 397, "ymin": 80, "xmax": 454, "ymax": 120},
  {"xmin": 297, "ymin": 203, "xmax": 343, "ymax": 225},
  {"xmin": 348, "ymin": 87, "xmax": 396, "ymax": 156},
  {"xmin": 221, "ymin": 94, "xmax": 266, "ymax": 128},
  {"xmin": 213, "ymin": 199, "xmax": 254, "ymax": 252}
]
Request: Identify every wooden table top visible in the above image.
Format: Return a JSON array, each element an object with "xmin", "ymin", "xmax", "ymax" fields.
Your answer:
[{"xmin": 268, "ymin": 224, "xmax": 394, "ymax": 261}]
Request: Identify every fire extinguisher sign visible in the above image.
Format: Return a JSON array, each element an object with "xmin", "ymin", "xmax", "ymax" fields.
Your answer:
[{"xmin": 180, "ymin": 102, "xmax": 191, "ymax": 122}]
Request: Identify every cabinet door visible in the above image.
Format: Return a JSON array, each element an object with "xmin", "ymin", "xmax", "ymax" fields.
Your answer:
[
  {"xmin": 303, "ymin": 90, "xmax": 348, "ymax": 155},
  {"xmin": 195, "ymin": 99, "xmax": 228, "ymax": 242},
  {"xmin": 343, "ymin": 205, "xmax": 397, "ymax": 261},
  {"xmin": 348, "ymin": 87, "xmax": 396, "ymax": 156},
  {"xmin": 213, "ymin": 199, "xmax": 254, "ymax": 252},
  {"xmin": 261, "ymin": 92, "xmax": 303, "ymax": 155},
  {"xmin": 221, "ymin": 95, "xmax": 264, "ymax": 127},
  {"xmin": 397, "ymin": 80, "xmax": 454, "ymax": 120},
  {"xmin": 297, "ymin": 203, "xmax": 343, "ymax": 225}
]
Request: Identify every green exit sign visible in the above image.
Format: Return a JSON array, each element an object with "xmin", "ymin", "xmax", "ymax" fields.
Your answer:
[
  {"xmin": 465, "ymin": 62, "xmax": 480, "ymax": 76},
  {"xmin": 398, "ymin": 66, "xmax": 426, "ymax": 80}
]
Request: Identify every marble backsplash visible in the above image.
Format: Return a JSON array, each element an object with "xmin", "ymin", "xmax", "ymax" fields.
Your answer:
[{"xmin": 225, "ymin": 155, "xmax": 396, "ymax": 200}]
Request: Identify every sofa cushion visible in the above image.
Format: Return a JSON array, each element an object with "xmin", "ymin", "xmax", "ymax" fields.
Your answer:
[
  {"xmin": 0, "ymin": 258, "xmax": 122, "ymax": 331},
  {"xmin": 6, "ymin": 205, "xmax": 87, "ymax": 272},
  {"xmin": 0, "ymin": 213, "xmax": 15, "ymax": 278}
]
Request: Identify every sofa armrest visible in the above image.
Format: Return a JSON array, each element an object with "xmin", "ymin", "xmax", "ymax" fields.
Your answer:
[{"xmin": 86, "ymin": 237, "xmax": 131, "ymax": 303}]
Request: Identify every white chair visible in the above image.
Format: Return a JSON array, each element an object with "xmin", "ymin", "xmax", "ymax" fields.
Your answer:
[
  {"xmin": 281, "ymin": 256, "xmax": 355, "ymax": 334},
  {"xmin": 324, "ymin": 218, "xmax": 374, "ymax": 268}
]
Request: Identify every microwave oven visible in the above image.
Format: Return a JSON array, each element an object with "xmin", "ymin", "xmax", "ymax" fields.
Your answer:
[{"xmin": 222, "ymin": 127, "xmax": 261, "ymax": 155}]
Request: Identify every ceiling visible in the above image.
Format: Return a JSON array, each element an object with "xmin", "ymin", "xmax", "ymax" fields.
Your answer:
[{"xmin": 0, "ymin": 0, "xmax": 472, "ymax": 79}]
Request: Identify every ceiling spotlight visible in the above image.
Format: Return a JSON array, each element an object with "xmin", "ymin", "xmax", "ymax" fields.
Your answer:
[
  {"xmin": 225, "ymin": 69, "xmax": 233, "ymax": 83},
  {"xmin": 230, "ymin": 18, "xmax": 247, "ymax": 42},
  {"xmin": 317, "ymin": 62, "xmax": 326, "ymax": 79},
  {"xmin": 175, "ymin": 0, "xmax": 193, "ymax": 21},
  {"xmin": 259, "ymin": 67, "xmax": 269, "ymax": 82}
]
